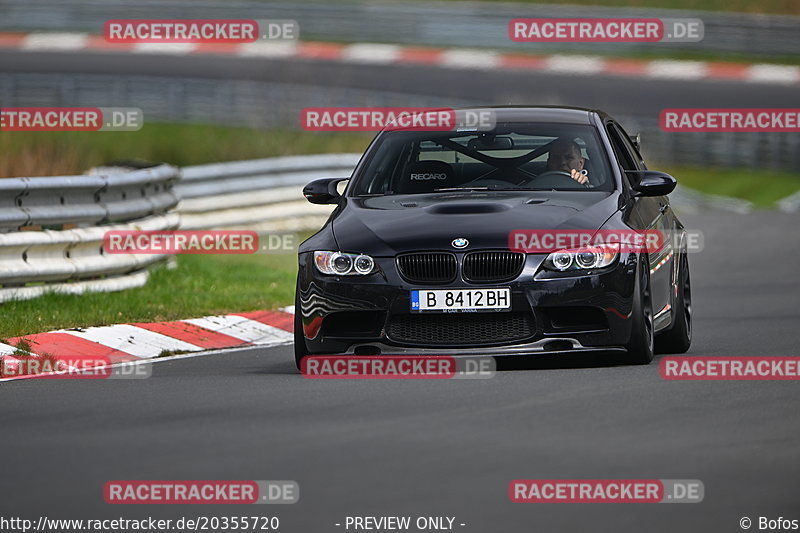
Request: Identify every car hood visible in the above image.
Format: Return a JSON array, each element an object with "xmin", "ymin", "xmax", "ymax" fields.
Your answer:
[{"xmin": 332, "ymin": 190, "xmax": 622, "ymax": 256}]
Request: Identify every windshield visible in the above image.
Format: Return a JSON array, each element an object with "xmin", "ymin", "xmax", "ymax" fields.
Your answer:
[{"xmin": 350, "ymin": 123, "xmax": 614, "ymax": 196}]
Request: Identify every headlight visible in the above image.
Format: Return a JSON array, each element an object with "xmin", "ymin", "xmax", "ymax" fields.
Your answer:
[
  {"xmin": 353, "ymin": 255, "xmax": 375, "ymax": 275},
  {"xmin": 543, "ymin": 243, "xmax": 619, "ymax": 271},
  {"xmin": 314, "ymin": 251, "xmax": 376, "ymax": 275}
]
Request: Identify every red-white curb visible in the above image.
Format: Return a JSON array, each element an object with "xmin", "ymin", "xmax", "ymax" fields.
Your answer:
[
  {"xmin": 0, "ymin": 32, "xmax": 797, "ymax": 85},
  {"xmin": 0, "ymin": 307, "xmax": 295, "ymax": 379}
]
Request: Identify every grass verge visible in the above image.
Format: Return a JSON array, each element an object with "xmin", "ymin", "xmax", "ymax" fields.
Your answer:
[
  {"xmin": 663, "ymin": 166, "xmax": 800, "ymax": 208},
  {"xmin": 0, "ymin": 123, "xmax": 374, "ymax": 178},
  {"xmin": 0, "ymin": 252, "xmax": 297, "ymax": 339}
]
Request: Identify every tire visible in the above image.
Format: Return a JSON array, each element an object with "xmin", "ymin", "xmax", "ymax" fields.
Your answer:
[
  {"xmin": 294, "ymin": 282, "xmax": 310, "ymax": 371},
  {"xmin": 624, "ymin": 257, "xmax": 655, "ymax": 365},
  {"xmin": 656, "ymin": 252, "xmax": 692, "ymax": 354}
]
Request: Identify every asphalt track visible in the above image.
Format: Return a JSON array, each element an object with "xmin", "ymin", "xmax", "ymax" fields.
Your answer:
[
  {"xmin": 1, "ymin": 208, "xmax": 799, "ymax": 532},
  {"xmin": 2, "ymin": 47, "xmax": 799, "ymax": 532},
  {"xmin": 1, "ymin": 50, "xmax": 799, "ymax": 117}
]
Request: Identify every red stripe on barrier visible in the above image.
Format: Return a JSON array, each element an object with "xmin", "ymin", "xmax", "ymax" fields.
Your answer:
[
  {"xmin": 705, "ymin": 62, "xmax": 750, "ymax": 80},
  {"xmin": 132, "ymin": 321, "xmax": 249, "ymax": 349},
  {"xmin": 297, "ymin": 41, "xmax": 345, "ymax": 59},
  {"xmin": 193, "ymin": 42, "xmax": 242, "ymax": 54},
  {"xmin": 7, "ymin": 332, "xmax": 139, "ymax": 363},
  {"xmin": 603, "ymin": 58, "xmax": 649, "ymax": 76},
  {"xmin": 0, "ymin": 33, "xmax": 27, "ymax": 48},
  {"xmin": 233, "ymin": 311, "xmax": 294, "ymax": 333},
  {"xmin": 83, "ymin": 35, "xmax": 136, "ymax": 51},
  {"xmin": 397, "ymin": 47, "xmax": 445, "ymax": 65},
  {"xmin": 500, "ymin": 53, "xmax": 547, "ymax": 70},
  {"xmin": 0, "ymin": 33, "xmax": 785, "ymax": 86}
]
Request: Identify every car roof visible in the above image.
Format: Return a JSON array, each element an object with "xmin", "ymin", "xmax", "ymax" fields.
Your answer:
[{"xmin": 453, "ymin": 106, "xmax": 605, "ymax": 125}]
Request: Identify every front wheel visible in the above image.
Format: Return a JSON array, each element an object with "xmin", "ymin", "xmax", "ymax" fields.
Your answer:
[{"xmin": 624, "ymin": 258, "xmax": 655, "ymax": 365}]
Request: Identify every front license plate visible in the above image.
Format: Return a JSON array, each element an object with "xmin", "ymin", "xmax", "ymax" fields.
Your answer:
[{"xmin": 410, "ymin": 288, "xmax": 511, "ymax": 313}]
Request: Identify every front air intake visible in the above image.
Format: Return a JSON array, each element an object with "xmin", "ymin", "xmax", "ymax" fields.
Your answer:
[
  {"xmin": 396, "ymin": 252, "xmax": 457, "ymax": 284},
  {"xmin": 463, "ymin": 251, "xmax": 525, "ymax": 283}
]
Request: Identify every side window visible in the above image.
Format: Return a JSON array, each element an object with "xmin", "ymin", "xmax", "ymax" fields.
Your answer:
[
  {"xmin": 612, "ymin": 123, "xmax": 646, "ymax": 170},
  {"xmin": 606, "ymin": 124, "xmax": 636, "ymax": 172}
]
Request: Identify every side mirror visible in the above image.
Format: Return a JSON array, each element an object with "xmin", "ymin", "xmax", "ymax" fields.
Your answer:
[
  {"xmin": 628, "ymin": 171, "xmax": 677, "ymax": 197},
  {"xmin": 303, "ymin": 178, "xmax": 348, "ymax": 204}
]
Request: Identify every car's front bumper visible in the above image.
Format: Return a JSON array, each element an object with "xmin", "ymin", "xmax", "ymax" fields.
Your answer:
[
  {"xmin": 297, "ymin": 252, "xmax": 640, "ymax": 356},
  {"xmin": 339, "ymin": 339, "xmax": 626, "ymax": 357}
]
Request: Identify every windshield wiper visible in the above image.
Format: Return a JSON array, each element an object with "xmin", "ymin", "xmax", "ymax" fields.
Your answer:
[
  {"xmin": 484, "ymin": 187, "xmax": 540, "ymax": 191},
  {"xmin": 433, "ymin": 187, "xmax": 491, "ymax": 192},
  {"xmin": 434, "ymin": 186, "xmax": 543, "ymax": 192}
]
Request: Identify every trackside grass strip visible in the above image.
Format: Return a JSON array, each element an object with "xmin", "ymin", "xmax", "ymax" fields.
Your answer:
[
  {"xmin": 0, "ymin": 123, "xmax": 373, "ymax": 178},
  {"xmin": 0, "ymin": 253, "xmax": 297, "ymax": 339},
  {"xmin": 662, "ymin": 166, "xmax": 800, "ymax": 208}
]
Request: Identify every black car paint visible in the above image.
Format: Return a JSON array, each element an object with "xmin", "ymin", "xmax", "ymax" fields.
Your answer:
[{"xmin": 296, "ymin": 107, "xmax": 685, "ymax": 358}]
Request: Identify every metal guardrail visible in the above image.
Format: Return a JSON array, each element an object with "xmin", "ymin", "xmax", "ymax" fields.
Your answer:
[
  {"xmin": 176, "ymin": 154, "xmax": 358, "ymax": 230},
  {"xmin": 778, "ymin": 190, "xmax": 800, "ymax": 213},
  {"xmin": 0, "ymin": 165, "xmax": 180, "ymax": 302},
  {"xmin": 0, "ymin": 164, "xmax": 180, "ymax": 231},
  {"xmin": 0, "ymin": 213, "xmax": 179, "ymax": 302},
  {"xmin": 0, "ymin": 155, "xmax": 355, "ymax": 302},
  {"xmin": 1, "ymin": 0, "xmax": 799, "ymax": 58}
]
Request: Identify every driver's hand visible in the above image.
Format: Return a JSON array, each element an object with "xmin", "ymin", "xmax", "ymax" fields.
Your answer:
[{"xmin": 570, "ymin": 169, "xmax": 589, "ymax": 184}]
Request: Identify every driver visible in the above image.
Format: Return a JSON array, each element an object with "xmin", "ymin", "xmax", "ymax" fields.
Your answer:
[{"xmin": 546, "ymin": 138, "xmax": 589, "ymax": 185}]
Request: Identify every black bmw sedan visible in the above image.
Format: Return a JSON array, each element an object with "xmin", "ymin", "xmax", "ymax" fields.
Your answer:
[{"xmin": 294, "ymin": 107, "xmax": 691, "ymax": 369}]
